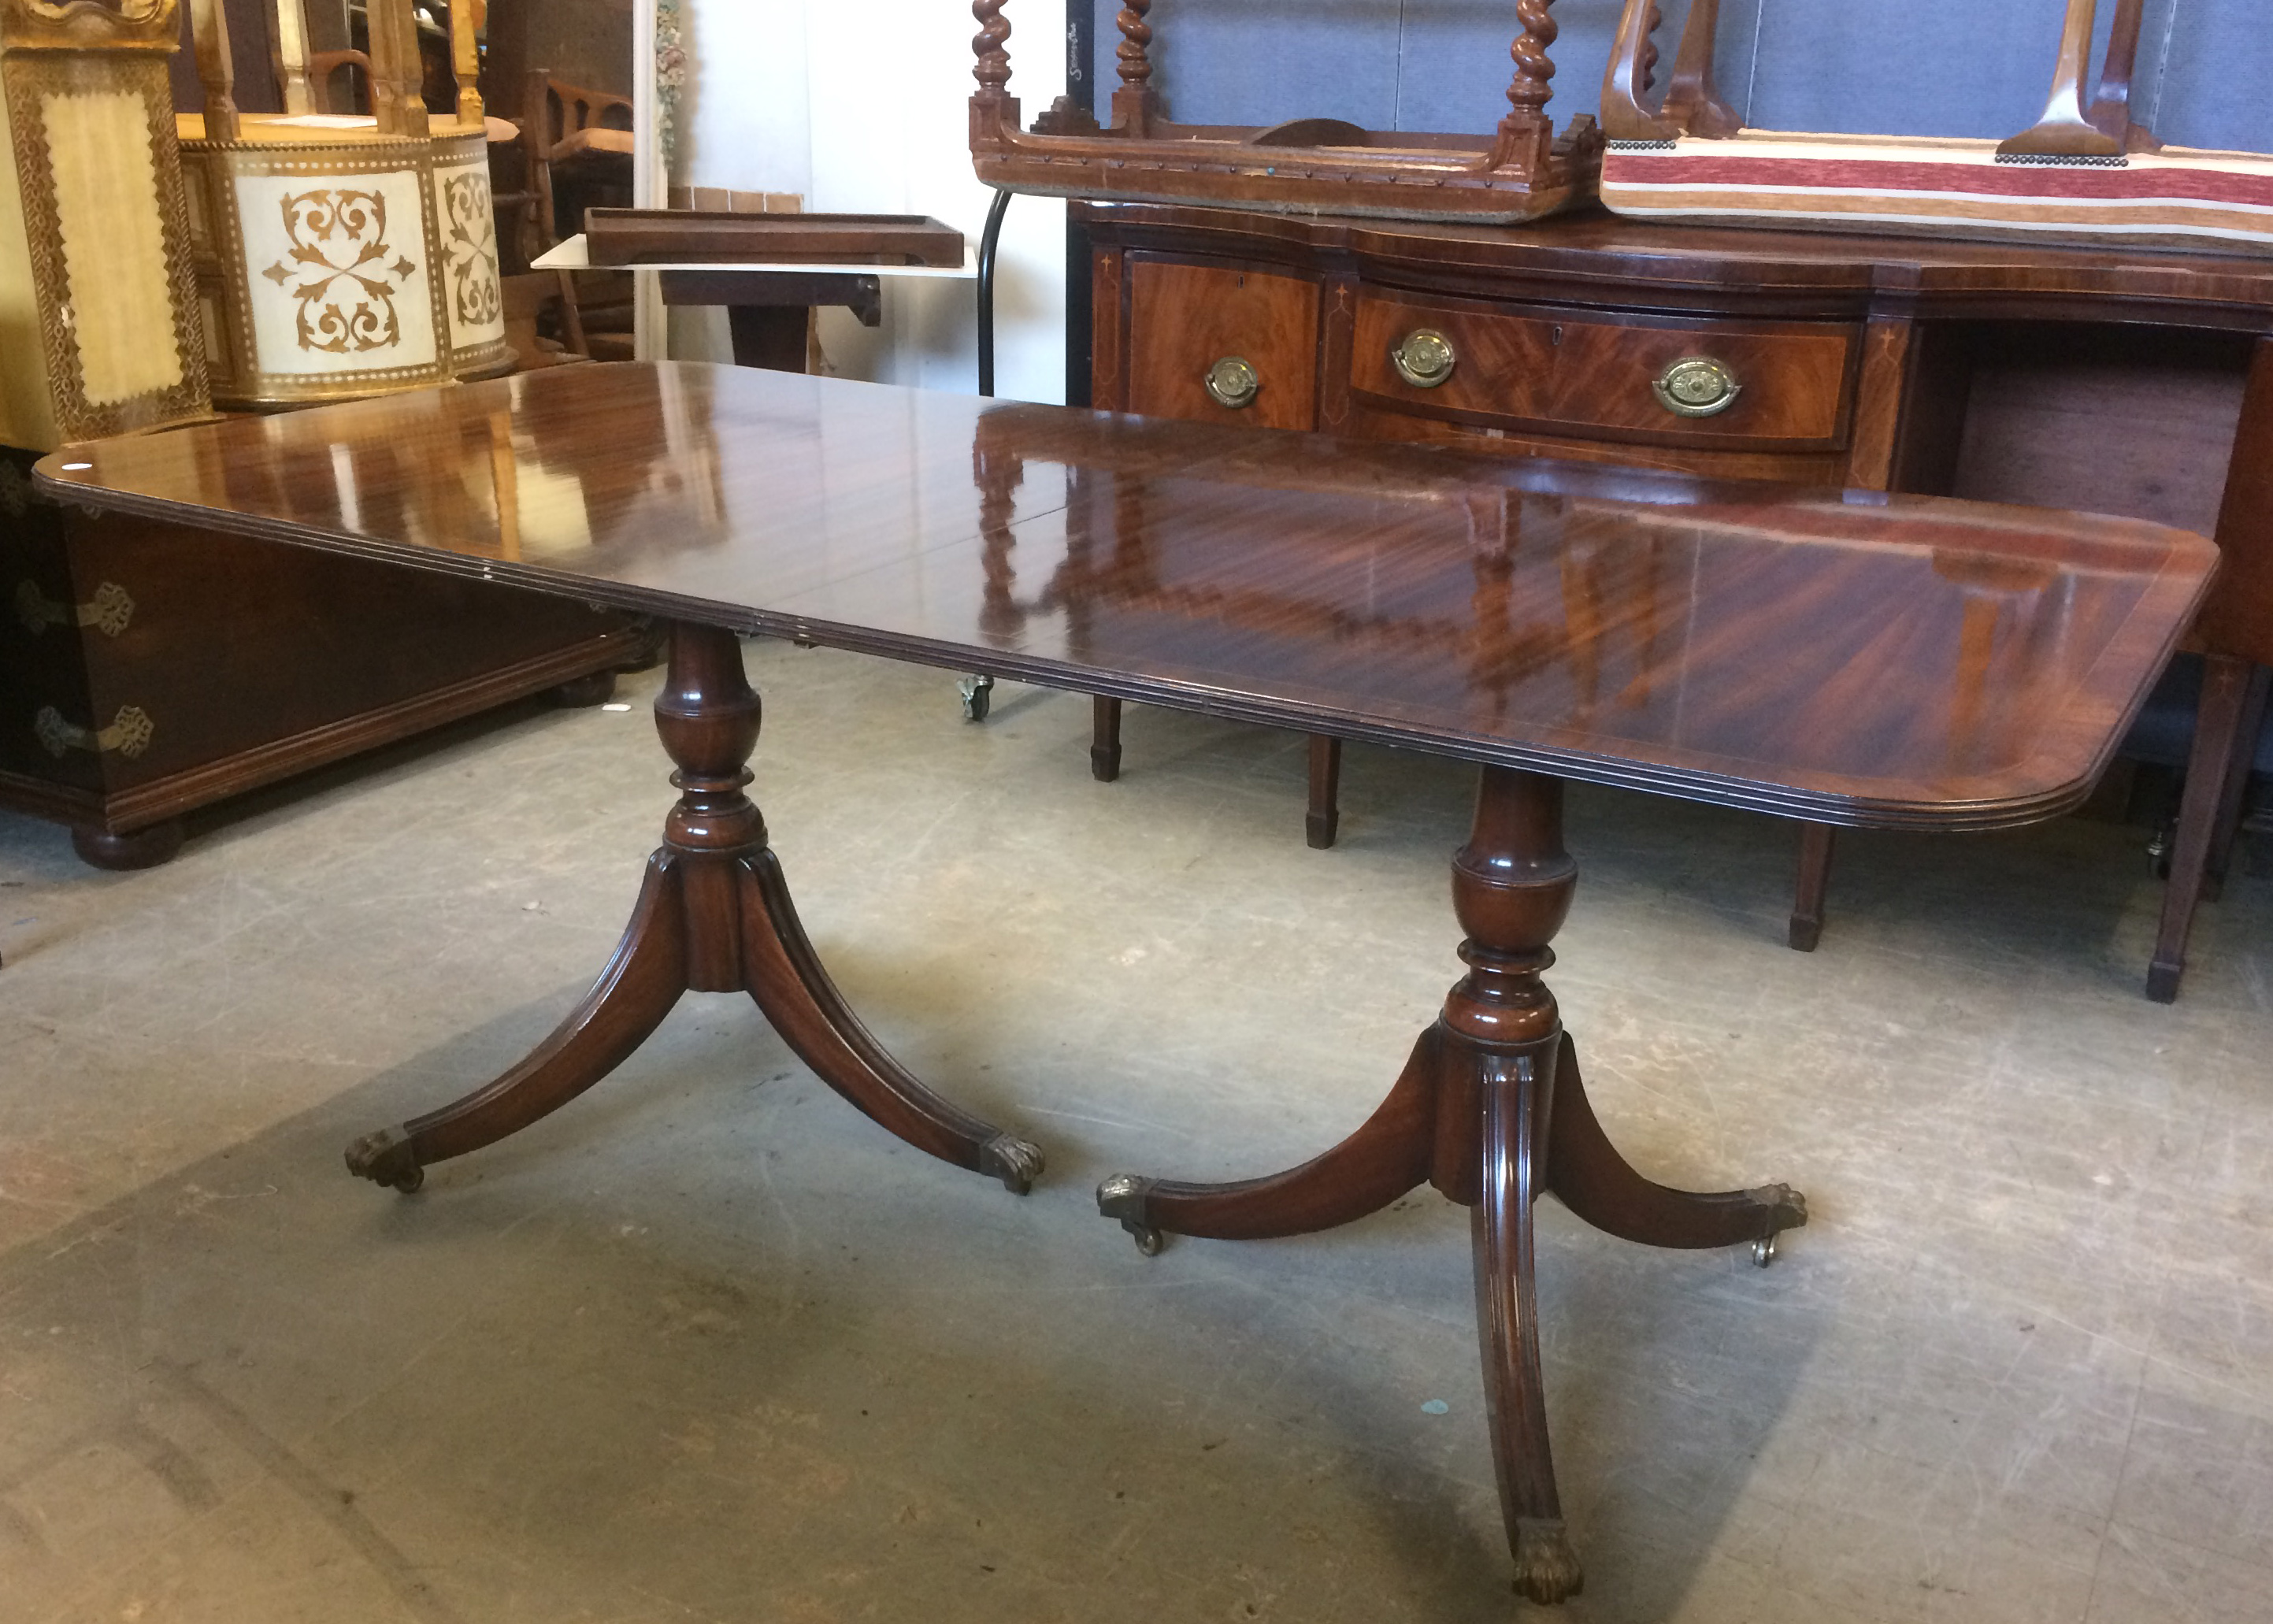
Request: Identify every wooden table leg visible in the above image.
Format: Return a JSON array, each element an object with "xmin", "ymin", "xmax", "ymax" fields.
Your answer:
[
  {"xmin": 1091, "ymin": 695, "xmax": 1122, "ymax": 782},
  {"xmin": 2202, "ymin": 662, "xmax": 2270, "ymax": 903},
  {"xmin": 345, "ymin": 621, "xmax": 1044, "ymax": 1197},
  {"xmin": 1306, "ymin": 735, "xmax": 1342, "ymax": 849},
  {"xmin": 1096, "ymin": 767, "xmax": 1805, "ymax": 1605},
  {"xmin": 2147, "ymin": 653, "xmax": 2264, "ymax": 1003},
  {"xmin": 1789, "ymin": 821, "xmax": 1836, "ymax": 951},
  {"xmin": 726, "ymin": 305, "xmax": 812, "ymax": 372}
]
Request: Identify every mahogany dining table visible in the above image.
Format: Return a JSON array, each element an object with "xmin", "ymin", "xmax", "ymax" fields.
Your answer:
[{"xmin": 36, "ymin": 363, "xmax": 2216, "ymax": 1607}]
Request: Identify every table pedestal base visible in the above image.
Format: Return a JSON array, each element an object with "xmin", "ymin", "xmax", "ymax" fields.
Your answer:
[
  {"xmin": 1097, "ymin": 766, "xmax": 1806, "ymax": 1605},
  {"xmin": 346, "ymin": 622, "xmax": 1044, "ymax": 1199}
]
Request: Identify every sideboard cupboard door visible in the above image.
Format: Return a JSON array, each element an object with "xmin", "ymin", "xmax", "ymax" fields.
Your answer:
[{"xmin": 1124, "ymin": 258, "xmax": 1322, "ymax": 432}]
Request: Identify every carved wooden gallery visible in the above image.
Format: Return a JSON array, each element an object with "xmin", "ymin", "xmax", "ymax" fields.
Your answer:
[{"xmin": 2, "ymin": 2, "xmax": 2266, "ymax": 1620}]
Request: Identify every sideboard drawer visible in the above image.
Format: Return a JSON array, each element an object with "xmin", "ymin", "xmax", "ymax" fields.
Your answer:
[
  {"xmin": 1125, "ymin": 257, "xmax": 1320, "ymax": 432},
  {"xmin": 1349, "ymin": 292, "xmax": 1859, "ymax": 452}
]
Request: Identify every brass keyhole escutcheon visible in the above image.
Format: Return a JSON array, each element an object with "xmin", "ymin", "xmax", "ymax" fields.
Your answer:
[
  {"xmin": 1652, "ymin": 356, "xmax": 1743, "ymax": 417},
  {"xmin": 1391, "ymin": 328, "xmax": 1457, "ymax": 388},
  {"xmin": 1203, "ymin": 355, "xmax": 1260, "ymax": 410}
]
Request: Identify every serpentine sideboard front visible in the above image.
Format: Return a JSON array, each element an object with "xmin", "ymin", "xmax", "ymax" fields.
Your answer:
[{"xmin": 1076, "ymin": 202, "xmax": 2273, "ymax": 1000}]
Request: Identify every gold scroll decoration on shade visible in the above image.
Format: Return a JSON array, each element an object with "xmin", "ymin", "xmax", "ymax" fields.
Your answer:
[
  {"xmin": 43, "ymin": 86, "xmax": 181, "ymax": 406},
  {"xmin": 233, "ymin": 171, "xmax": 437, "ymax": 372},
  {"xmin": 432, "ymin": 152, "xmax": 501, "ymax": 352}
]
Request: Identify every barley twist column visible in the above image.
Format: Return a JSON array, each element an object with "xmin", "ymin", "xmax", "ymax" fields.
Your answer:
[
  {"xmin": 1116, "ymin": 0, "xmax": 1154, "ymax": 87},
  {"xmin": 972, "ymin": 0, "xmax": 1011, "ymax": 93},
  {"xmin": 1505, "ymin": 0, "xmax": 1559, "ymax": 123}
]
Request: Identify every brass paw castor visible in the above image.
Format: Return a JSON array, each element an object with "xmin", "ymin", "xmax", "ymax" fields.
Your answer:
[
  {"xmin": 977, "ymin": 1133, "xmax": 1044, "ymax": 1196},
  {"xmin": 345, "ymin": 1127, "xmax": 426, "ymax": 1193}
]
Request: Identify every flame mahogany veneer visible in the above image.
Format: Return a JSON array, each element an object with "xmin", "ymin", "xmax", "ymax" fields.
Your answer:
[
  {"xmin": 39, "ymin": 363, "xmax": 2216, "ymax": 1606},
  {"xmin": 1081, "ymin": 202, "xmax": 2273, "ymax": 996}
]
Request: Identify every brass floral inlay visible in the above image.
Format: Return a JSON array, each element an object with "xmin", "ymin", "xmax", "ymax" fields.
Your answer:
[{"xmin": 260, "ymin": 189, "xmax": 419, "ymax": 354}]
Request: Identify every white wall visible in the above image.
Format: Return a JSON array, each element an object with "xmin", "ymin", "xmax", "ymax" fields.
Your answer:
[{"xmin": 678, "ymin": 0, "xmax": 1068, "ymax": 404}]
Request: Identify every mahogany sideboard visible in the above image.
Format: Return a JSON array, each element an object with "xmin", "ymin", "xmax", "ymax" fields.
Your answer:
[{"xmin": 1074, "ymin": 202, "xmax": 2273, "ymax": 1001}]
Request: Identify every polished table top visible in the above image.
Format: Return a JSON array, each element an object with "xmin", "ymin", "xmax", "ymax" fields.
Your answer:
[{"xmin": 39, "ymin": 363, "xmax": 2216, "ymax": 831}]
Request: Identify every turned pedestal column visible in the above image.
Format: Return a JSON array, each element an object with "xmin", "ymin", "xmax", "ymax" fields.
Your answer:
[{"xmin": 1099, "ymin": 766, "xmax": 1805, "ymax": 1604}]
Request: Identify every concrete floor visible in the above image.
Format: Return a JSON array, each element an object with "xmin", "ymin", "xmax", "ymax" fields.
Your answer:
[{"xmin": 2, "ymin": 641, "xmax": 2269, "ymax": 1624}]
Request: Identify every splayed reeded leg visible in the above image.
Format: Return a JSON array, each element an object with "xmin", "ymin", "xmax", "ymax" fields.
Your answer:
[
  {"xmin": 1097, "ymin": 1029, "xmax": 1441, "ymax": 1251},
  {"xmin": 347, "ymin": 621, "xmax": 1042, "ymax": 1196},
  {"xmin": 1471, "ymin": 1037, "xmax": 1581, "ymax": 1604},
  {"xmin": 1098, "ymin": 767, "xmax": 1804, "ymax": 1605},
  {"xmin": 1545, "ymin": 1033, "xmax": 1805, "ymax": 1263}
]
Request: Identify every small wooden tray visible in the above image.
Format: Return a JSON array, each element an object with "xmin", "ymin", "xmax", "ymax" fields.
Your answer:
[{"xmin": 583, "ymin": 210, "xmax": 966, "ymax": 267}]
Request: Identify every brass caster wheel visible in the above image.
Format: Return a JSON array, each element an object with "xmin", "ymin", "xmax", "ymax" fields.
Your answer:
[
  {"xmin": 1745, "ymin": 1184, "xmax": 1805, "ymax": 1268},
  {"xmin": 1096, "ymin": 1173, "xmax": 1165, "ymax": 1255}
]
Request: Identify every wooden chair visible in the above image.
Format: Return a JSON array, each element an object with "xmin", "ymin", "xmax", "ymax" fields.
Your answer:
[
  {"xmin": 521, "ymin": 69, "xmax": 636, "ymax": 253},
  {"xmin": 517, "ymin": 69, "xmax": 637, "ymax": 361},
  {"xmin": 305, "ymin": 48, "xmax": 370, "ymax": 115}
]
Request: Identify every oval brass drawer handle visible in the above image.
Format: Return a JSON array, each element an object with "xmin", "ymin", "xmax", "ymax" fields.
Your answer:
[
  {"xmin": 1203, "ymin": 355, "xmax": 1260, "ymax": 410},
  {"xmin": 1652, "ymin": 356, "xmax": 1743, "ymax": 418},
  {"xmin": 1391, "ymin": 328, "xmax": 1457, "ymax": 389}
]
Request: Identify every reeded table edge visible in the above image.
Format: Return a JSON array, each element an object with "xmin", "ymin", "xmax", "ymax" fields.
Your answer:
[{"xmin": 33, "ymin": 463, "xmax": 2212, "ymax": 835}]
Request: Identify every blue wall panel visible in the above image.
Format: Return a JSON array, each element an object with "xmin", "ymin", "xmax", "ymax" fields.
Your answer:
[
  {"xmin": 2153, "ymin": 2, "xmax": 2273, "ymax": 151},
  {"xmin": 1079, "ymin": 0, "xmax": 2261, "ymax": 153},
  {"xmin": 1745, "ymin": 0, "xmax": 2077, "ymax": 140},
  {"xmin": 1389, "ymin": 0, "xmax": 1626, "ymax": 137}
]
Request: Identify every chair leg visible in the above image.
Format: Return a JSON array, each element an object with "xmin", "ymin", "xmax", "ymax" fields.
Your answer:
[
  {"xmin": 2149, "ymin": 654, "xmax": 2260, "ymax": 1002},
  {"xmin": 554, "ymin": 269, "xmax": 589, "ymax": 358},
  {"xmin": 1789, "ymin": 822, "xmax": 1836, "ymax": 951}
]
